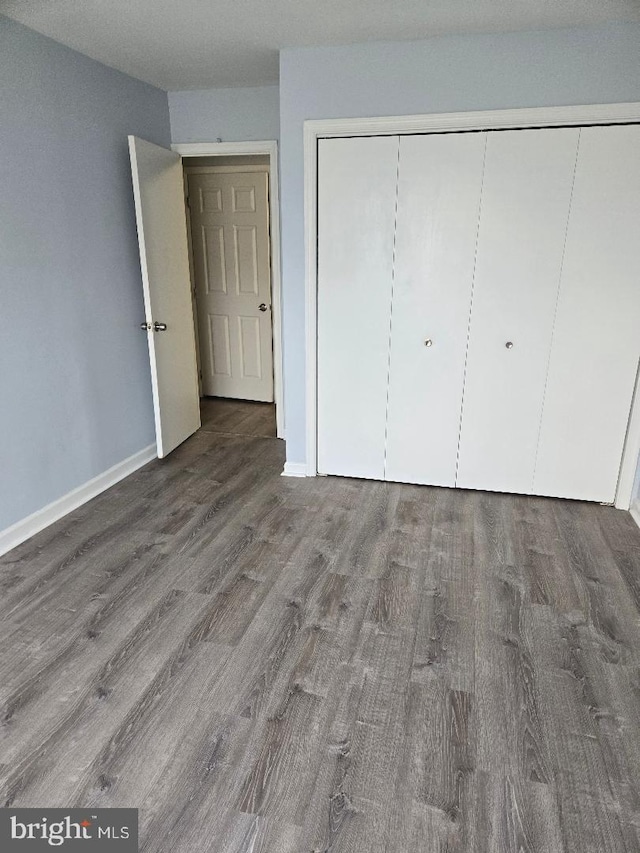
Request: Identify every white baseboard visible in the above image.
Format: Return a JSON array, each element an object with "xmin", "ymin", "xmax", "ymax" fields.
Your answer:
[
  {"xmin": 281, "ymin": 462, "xmax": 308, "ymax": 478},
  {"xmin": 0, "ymin": 444, "xmax": 156, "ymax": 558},
  {"xmin": 631, "ymin": 499, "xmax": 640, "ymax": 531}
]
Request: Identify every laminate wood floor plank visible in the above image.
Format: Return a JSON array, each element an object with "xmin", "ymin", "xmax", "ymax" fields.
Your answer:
[
  {"xmin": 0, "ymin": 511, "xmax": 163, "ymax": 617},
  {"xmin": 143, "ymin": 811, "xmax": 302, "ymax": 853},
  {"xmin": 471, "ymin": 492, "xmax": 566, "ymax": 853},
  {"xmin": 399, "ymin": 679, "xmax": 477, "ymax": 850},
  {"xmin": 299, "ymin": 663, "xmax": 409, "ymax": 853},
  {"xmin": 70, "ymin": 643, "xmax": 239, "ymax": 812},
  {"xmin": 2, "ymin": 403, "xmax": 640, "ymax": 851},
  {"xmin": 608, "ymin": 547, "xmax": 640, "ymax": 621},
  {"xmin": 322, "ymin": 480, "xmax": 399, "ymax": 579},
  {"xmin": 0, "ymin": 544, "xmax": 174, "ymax": 706},
  {"xmin": 509, "ymin": 494, "xmax": 585, "ymax": 615},
  {"xmin": 412, "ymin": 487, "xmax": 477, "ymax": 692},
  {"xmin": 204, "ymin": 544, "xmax": 371, "ymax": 721},
  {"xmin": 529, "ymin": 606, "xmax": 635, "ymax": 853},
  {"xmin": 200, "ymin": 398, "xmax": 276, "ymax": 438},
  {"xmin": 122, "ymin": 580, "xmax": 368, "ymax": 847},
  {"xmin": 551, "ymin": 501, "xmax": 640, "ymax": 662},
  {"xmin": 1, "ymin": 588, "xmax": 221, "ymax": 805},
  {"xmin": 596, "ymin": 503, "xmax": 640, "ymax": 551}
]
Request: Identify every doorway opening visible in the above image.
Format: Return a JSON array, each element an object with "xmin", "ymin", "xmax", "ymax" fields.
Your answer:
[{"xmin": 174, "ymin": 141, "xmax": 284, "ymax": 441}]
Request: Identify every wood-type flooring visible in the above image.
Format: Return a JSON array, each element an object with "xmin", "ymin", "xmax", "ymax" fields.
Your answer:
[
  {"xmin": 2, "ymin": 409, "xmax": 640, "ymax": 852},
  {"xmin": 200, "ymin": 397, "xmax": 276, "ymax": 439}
]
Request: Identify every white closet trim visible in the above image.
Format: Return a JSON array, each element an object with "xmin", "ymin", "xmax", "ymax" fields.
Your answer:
[
  {"xmin": 303, "ymin": 103, "xmax": 640, "ymax": 511},
  {"xmin": 617, "ymin": 364, "xmax": 640, "ymax": 509},
  {"xmin": 305, "ymin": 103, "xmax": 640, "ymax": 140}
]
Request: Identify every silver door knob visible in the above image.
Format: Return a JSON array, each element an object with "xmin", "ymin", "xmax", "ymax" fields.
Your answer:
[
  {"xmin": 140, "ymin": 322, "xmax": 151, "ymax": 331},
  {"xmin": 505, "ymin": 341, "xmax": 514, "ymax": 349},
  {"xmin": 258, "ymin": 303, "xmax": 268, "ymax": 312},
  {"xmin": 154, "ymin": 322, "xmax": 167, "ymax": 332},
  {"xmin": 424, "ymin": 339, "xmax": 433, "ymax": 347}
]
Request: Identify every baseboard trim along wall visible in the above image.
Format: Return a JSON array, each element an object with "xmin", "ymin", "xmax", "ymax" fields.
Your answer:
[
  {"xmin": 0, "ymin": 444, "xmax": 156, "ymax": 558},
  {"xmin": 281, "ymin": 462, "xmax": 308, "ymax": 478},
  {"xmin": 631, "ymin": 499, "xmax": 640, "ymax": 531}
]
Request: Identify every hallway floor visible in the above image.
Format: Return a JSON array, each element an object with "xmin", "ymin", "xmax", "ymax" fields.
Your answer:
[{"xmin": 200, "ymin": 397, "xmax": 276, "ymax": 439}]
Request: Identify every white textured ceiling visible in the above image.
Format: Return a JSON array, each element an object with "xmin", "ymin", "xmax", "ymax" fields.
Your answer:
[{"xmin": 4, "ymin": 0, "xmax": 640, "ymax": 90}]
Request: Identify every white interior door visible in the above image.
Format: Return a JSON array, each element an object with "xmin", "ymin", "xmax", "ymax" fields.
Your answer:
[
  {"xmin": 317, "ymin": 136, "xmax": 399, "ymax": 479},
  {"xmin": 534, "ymin": 125, "xmax": 640, "ymax": 502},
  {"xmin": 456, "ymin": 128, "xmax": 579, "ymax": 494},
  {"xmin": 188, "ymin": 170, "xmax": 274, "ymax": 402},
  {"xmin": 385, "ymin": 132, "xmax": 486, "ymax": 487},
  {"xmin": 128, "ymin": 136, "xmax": 201, "ymax": 458}
]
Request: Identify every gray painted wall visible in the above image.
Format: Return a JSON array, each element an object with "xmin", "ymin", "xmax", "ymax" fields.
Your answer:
[
  {"xmin": 169, "ymin": 86, "xmax": 279, "ymax": 142},
  {"xmin": 0, "ymin": 16, "xmax": 170, "ymax": 530},
  {"xmin": 279, "ymin": 24, "xmax": 640, "ymax": 471}
]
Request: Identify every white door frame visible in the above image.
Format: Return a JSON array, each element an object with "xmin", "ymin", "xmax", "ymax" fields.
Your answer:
[
  {"xmin": 303, "ymin": 103, "xmax": 640, "ymax": 509},
  {"xmin": 172, "ymin": 140, "xmax": 285, "ymax": 440}
]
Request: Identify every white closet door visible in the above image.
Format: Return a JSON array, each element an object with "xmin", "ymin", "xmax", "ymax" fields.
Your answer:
[
  {"xmin": 456, "ymin": 128, "xmax": 580, "ymax": 494},
  {"xmin": 317, "ymin": 136, "xmax": 399, "ymax": 479},
  {"xmin": 534, "ymin": 125, "xmax": 640, "ymax": 502},
  {"xmin": 385, "ymin": 133, "xmax": 486, "ymax": 487}
]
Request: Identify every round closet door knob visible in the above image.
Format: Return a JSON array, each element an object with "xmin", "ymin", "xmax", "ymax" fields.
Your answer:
[
  {"xmin": 424, "ymin": 339, "xmax": 433, "ymax": 347},
  {"xmin": 505, "ymin": 341, "xmax": 514, "ymax": 349}
]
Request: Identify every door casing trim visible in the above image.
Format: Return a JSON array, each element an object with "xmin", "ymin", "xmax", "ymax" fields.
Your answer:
[{"xmin": 172, "ymin": 140, "xmax": 284, "ymax": 439}]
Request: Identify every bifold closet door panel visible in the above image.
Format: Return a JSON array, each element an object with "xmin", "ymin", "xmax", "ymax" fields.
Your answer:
[
  {"xmin": 456, "ymin": 128, "xmax": 580, "ymax": 494},
  {"xmin": 534, "ymin": 125, "xmax": 640, "ymax": 503},
  {"xmin": 385, "ymin": 133, "xmax": 486, "ymax": 487},
  {"xmin": 317, "ymin": 136, "xmax": 400, "ymax": 479}
]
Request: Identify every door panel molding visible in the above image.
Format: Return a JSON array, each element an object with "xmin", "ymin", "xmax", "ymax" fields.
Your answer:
[
  {"xmin": 189, "ymin": 170, "xmax": 273, "ymax": 402},
  {"xmin": 304, "ymin": 103, "xmax": 640, "ymax": 511}
]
